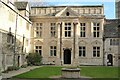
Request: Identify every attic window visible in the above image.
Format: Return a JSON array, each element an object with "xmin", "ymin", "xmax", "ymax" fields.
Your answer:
[{"xmin": 66, "ymin": 12, "xmax": 70, "ymax": 16}]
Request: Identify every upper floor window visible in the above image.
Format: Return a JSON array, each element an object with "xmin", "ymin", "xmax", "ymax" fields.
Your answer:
[
  {"xmin": 50, "ymin": 23, "xmax": 56, "ymax": 37},
  {"xmin": 50, "ymin": 46, "xmax": 56, "ymax": 56},
  {"xmin": 110, "ymin": 39, "xmax": 119, "ymax": 46},
  {"xmin": 35, "ymin": 46, "xmax": 42, "ymax": 56},
  {"xmin": 7, "ymin": 32, "xmax": 14, "ymax": 44},
  {"xmin": 93, "ymin": 23, "xmax": 100, "ymax": 37},
  {"xmin": 7, "ymin": 27, "xmax": 14, "ymax": 44},
  {"xmin": 79, "ymin": 46, "xmax": 86, "ymax": 57},
  {"xmin": 64, "ymin": 23, "xmax": 71, "ymax": 37},
  {"xmin": 93, "ymin": 46, "xmax": 100, "ymax": 57},
  {"xmin": 35, "ymin": 23, "xmax": 42, "ymax": 38},
  {"xmin": 80, "ymin": 23, "xmax": 86, "ymax": 37}
]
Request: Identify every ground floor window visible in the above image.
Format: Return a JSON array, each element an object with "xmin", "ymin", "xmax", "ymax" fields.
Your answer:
[
  {"xmin": 35, "ymin": 46, "xmax": 42, "ymax": 56},
  {"xmin": 50, "ymin": 46, "xmax": 56, "ymax": 56},
  {"xmin": 79, "ymin": 46, "xmax": 86, "ymax": 57},
  {"xmin": 93, "ymin": 46, "xmax": 100, "ymax": 57}
]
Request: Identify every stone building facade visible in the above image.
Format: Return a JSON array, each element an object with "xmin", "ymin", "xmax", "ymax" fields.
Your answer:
[
  {"xmin": 0, "ymin": 0, "xmax": 119, "ymax": 69},
  {"xmin": 116, "ymin": 0, "xmax": 120, "ymax": 19},
  {"xmin": 0, "ymin": 0, "xmax": 31, "ymax": 71},
  {"xmin": 29, "ymin": 5, "xmax": 105, "ymax": 66},
  {"xmin": 104, "ymin": 19, "xmax": 120, "ymax": 66}
]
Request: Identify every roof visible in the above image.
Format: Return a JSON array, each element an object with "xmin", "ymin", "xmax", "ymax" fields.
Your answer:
[
  {"xmin": 104, "ymin": 19, "xmax": 120, "ymax": 38},
  {"xmin": 31, "ymin": 5, "xmax": 103, "ymax": 8},
  {"xmin": 15, "ymin": 2, "xmax": 28, "ymax": 10}
]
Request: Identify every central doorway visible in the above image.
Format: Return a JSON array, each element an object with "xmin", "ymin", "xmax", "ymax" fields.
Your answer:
[{"xmin": 64, "ymin": 49, "xmax": 71, "ymax": 64}]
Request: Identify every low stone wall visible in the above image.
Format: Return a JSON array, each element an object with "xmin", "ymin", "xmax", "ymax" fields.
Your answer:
[{"xmin": 61, "ymin": 68, "xmax": 80, "ymax": 78}]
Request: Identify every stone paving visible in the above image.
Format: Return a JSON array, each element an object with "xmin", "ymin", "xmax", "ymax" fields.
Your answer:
[{"xmin": 1, "ymin": 66, "xmax": 40, "ymax": 79}]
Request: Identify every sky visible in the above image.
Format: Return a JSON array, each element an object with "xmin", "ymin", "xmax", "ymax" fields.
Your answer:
[{"xmin": 19, "ymin": 0, "xmax": 116, "ymax": 19}]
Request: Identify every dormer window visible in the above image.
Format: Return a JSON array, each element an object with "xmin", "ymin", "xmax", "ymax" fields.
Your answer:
[{"xmin": 66, "ymin": 12, "xmax": 70, "ymax": 16}]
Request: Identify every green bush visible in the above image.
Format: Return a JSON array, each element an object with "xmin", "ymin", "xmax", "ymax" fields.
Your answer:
[
  {"xmin": 26, "ymin": 53, "xmax": 42, "ymax": 66},
  {"xmin": 21, "ymin": 64, "xmax": 27, "ymax": 68},
  {"xmin": 7, "ymin": 66, "xmax": 20, "ymax": 71}
]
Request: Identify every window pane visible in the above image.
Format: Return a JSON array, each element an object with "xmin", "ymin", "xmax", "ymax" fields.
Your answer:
[
  {"xmin": 110, "ymin": 39, "xmax": 112, "ymax": 45},
  {"xmin": 39, "ymin": 50, "xmax": 41, "ymax": 55},
  {"xmin": 93, "ymin": 52, "xmax": 96, "ymax": 57},
  {"xmin": 93, "ymin": 27, "xmax": 96, "ymax": 30},
  {"xmin": 50, "ymin": 50, "xmax": 53, "ymax": 56},
  {"xmin": 93, "ymin": 32, "xmax": 96, "ymax": 37},
  {"xmin": 97, "ymin": 47, "xmax": 100, "ymax": 50},
  {"xmin": 65, "ymin": 31, "xmax": 67, "ymax": 37},
  {"xmin": 68, "ymin": 27, "xmax": 71, "ymax": 30},
  {"xmin": 36, "ymin": 46, "xmax": 38, "ymax": 49},
  {"xmin": 36, "ymin": 50, "xmax": 38, "ymax": 53},
  {"xmin": 68, "ymin": 31, "xmax": 71, "ymax": 37},
  {"xmin": 97, "ymin": 27, "xmax": 99, "ymax": 30},
  {"xmin": 83, "ymin": 27, "xmax": 85, "ymax": 30},
  {"xmin": 97, "ymin": 52, "xmax": 100, "ymax": 57},
  {"xmin": 39, "ymin": 46, "xmax": 41, "ymax": 49},
  {"xmin": 97, "ymin": 32, "xmax": 99, "ymax": 37},
  {"xmin": 97, "ymin": 23, "xmax": 100, "ymax": 26},
  {"xmin": 68, "ymin": 23, "xmax": 71, "ymax": 25},
  {"xmin": 54, "ymin": 50, "xmax": 56, "ymax": 56},
  {"xmin": 83, "ymin": 32, "xmax": 85, "ymax": 37},
  {"xmin": 79, "ymin": 51, "xmax": 82, "ymax": 56},
  {"xmin": 54, "ymin": 46, "xmax": 56, "ymax": 49},
  {"xmin": 83, "ymin": 51, "xmax": 85, "ymax": 57}
]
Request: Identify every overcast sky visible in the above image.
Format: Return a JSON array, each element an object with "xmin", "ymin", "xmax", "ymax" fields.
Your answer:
[{"xmin": 18, "ymin": 0, "xmax": 116, "ymax": 19}]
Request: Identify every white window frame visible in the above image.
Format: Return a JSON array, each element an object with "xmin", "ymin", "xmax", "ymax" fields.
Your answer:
[
  {"xmin": 93, "ymin": 46, "xmax": 100, "ymax": 57},
  {"xmin": 80, "ymin": 23, "xmax": 86, "ymax": 37},
  {"xmin": 93, "ymin": 23, "xmax": 100, "ymax": 37},
  {"xmin": 79, "ymin": 46, "xmax": 86, "ymax": 57},
  {"xmin": 50, "ymin": 46, "xmax": 56, "ymax": 56},
  {"xmin": 35, "ymin": 23, "xmax": 42, "ymax": 38},
  {"xmin": 64, "ymin": 23, "xmax": 71, "ymax": 37},
  {"xmin": 35, "ymin": 46, "xmax": 42, "ymax": 56},
  {"xmin": 50, "ymin": 23, "xmax": 56, "ymax": 37}
]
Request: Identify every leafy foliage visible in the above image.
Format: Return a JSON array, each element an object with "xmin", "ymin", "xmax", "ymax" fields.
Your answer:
[{"xmin": 26, "ymin": 53, "xmax": 42, "ymax": 66}]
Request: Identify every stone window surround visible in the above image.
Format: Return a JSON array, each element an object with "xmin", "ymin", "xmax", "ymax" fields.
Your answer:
[
  {"xmin": 50, "ymin": 23, "xmax": 56, "ymax": 37},
  {"xmin": 50, "ymin": 46, "xmax": 57, "ymax": 56},
  {"xmin": 93, "ymin": 22, "xmax": 100, "ymax": 37},
  {"xmin": 35, "ymin": 23, "xmax": 42, "ymax": 38},
  {"xmin": 64, "ymin": 23, "xmax": 71, "ymax": 37},
  {"xmin": 93, "ymin": 46, "xmax": 100, "ymax": 57},
  {"xmin": 80, "ymin": 23, "xmax": 86, "ymax": 37},
  {"xmin": 79, "ymin": 46, "xmax": 86, "ymax": 57},
  {"xmin": 35, "ymin": 45, "xmax": 42, "ymax": 56},
  {"xmin": 110, "ymin": 38, "xmax": 119, "ymax": 46}
]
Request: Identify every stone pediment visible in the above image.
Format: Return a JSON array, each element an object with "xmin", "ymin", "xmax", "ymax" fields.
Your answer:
[
  {"xmin": 91, "ymin": 40, "xmax": 102, "ymax": 45},
  {"xmin": 48, "ymin": 40, "xmax": 57, "ymax": 45},
  {"xmin": 55, "ymin": 7, "xmax": 79, "ymax": 17},
  {"xmin": 34, "ymin": 40, "xmax": 43, "ymax": 45},
  {"xmin": 78, "ymin": 40, "xmax": 87, "ymax": 45}
]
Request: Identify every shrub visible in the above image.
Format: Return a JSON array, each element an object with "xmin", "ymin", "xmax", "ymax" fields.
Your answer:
[
  {"xmin": 7, "ymin": 66, "xmax": 20, "ymax": 71},
  {"xmin": 26, "ymin": 53, "xmax": 42, "ymax": 66},
  {"xmin": 21, "ymin": 64, "xmax": 27, "ymax": 68}
]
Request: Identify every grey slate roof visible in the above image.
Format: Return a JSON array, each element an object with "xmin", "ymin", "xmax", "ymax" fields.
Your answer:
[
  {"xmin": 15, "ymin": 2, "xmax": 28, "ymax": 10},
  {"xmin": 104, "ymin": 19, "xmax": 120, "ymax": 38}
]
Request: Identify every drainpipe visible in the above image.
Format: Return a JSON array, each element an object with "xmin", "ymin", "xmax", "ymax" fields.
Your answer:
[
  {"xmin": 103, "ymin": 34, "xmax": 105, "ymax": 66},
  {"xmin": 73, "ymin": 23, "xmax": 76, "ymax": 59},
  {"xmin": 22, "ymin": 34, "xmax": 25, "ymax": 53},
  {"xmin": 60, "ymin": 22, "xmax": 62, "ymax": 65},
  {"xmin": 13, "ymin": 14, "xmax": 18, "ymax": 67}
]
